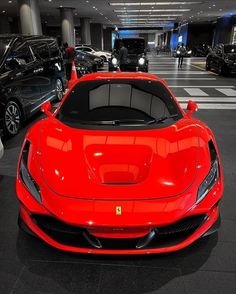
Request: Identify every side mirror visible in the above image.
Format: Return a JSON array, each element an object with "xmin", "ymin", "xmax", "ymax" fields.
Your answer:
[
  {"xmin": 41, "ymin": 101, "xmax": 53, "ymax": 117},
  {"xmin": 186, "ymin": 100, "xmax": 198, "ymax": 117}
]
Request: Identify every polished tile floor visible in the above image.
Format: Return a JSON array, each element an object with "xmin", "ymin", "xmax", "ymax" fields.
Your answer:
[{"xmin": 1, "ymin": 53, "xmax": 236, "ymax": 294}]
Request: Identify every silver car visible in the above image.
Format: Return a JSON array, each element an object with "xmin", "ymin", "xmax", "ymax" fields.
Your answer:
[
  {"xmin": 0, "ymin": 131, "xmax": 3, "ymax": 159},
  {"xmin": 0, "ymin": 137, "xmax": 3, "ymax": 159}
]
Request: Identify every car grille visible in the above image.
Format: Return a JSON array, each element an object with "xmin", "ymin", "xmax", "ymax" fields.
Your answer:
[{"xmin": 32, "ymin": 214, "xmax": 207, "ymax": 250}]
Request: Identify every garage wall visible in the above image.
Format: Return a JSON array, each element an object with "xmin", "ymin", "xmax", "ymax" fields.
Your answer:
[
  {"xmin": 187, "ymin": 23, "xmax": 215, "ymax": 48},
  {"xmin": 213, "ymin": 16, "xmax": 236, "ymax": 46}
]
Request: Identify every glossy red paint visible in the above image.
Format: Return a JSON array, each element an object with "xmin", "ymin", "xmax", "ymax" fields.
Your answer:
[{"xmin": 16, "ymin": 72, "xmax": 224, "ymax": 254}]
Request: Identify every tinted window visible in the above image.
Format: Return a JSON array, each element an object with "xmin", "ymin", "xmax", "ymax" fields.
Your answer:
[
  {"xmin": 7, "ymin": 41, "xmax": 33, "ymax": 67},
  {"xmin": 114, "ymin": 39, "xmax": 145, "ymax": 54},
  {"xmin": 0, "ymin": 38, "xmax": 12, "ymax": 64},
  {"xmin": 47, "ymin": 39, "xmax": 60, "ymax": 58},
  {"xmin": 89, "ymin": 46, "xmax": 99, "ymax": 51},
  {"xmin": 57, "ymin": 79, "xmax": 182, "ymax": 130},
  {"xmin": 82, "ymin": 47, "xmax": 92, "ymax": 52},
  {"xmin": 31, "ymin": 42, "xmax": 49, "ymax": 59}
]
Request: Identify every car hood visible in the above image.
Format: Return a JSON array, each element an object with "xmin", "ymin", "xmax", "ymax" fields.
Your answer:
[
  {"xmin": 75, "ymin": 59, "xmax": 93, "ymax": 67},
  {"xmin": 38, "ymin": 119, "xmax": 200, "ymax": 200},
  {"xmin": 102, "ymin": 51, "xmax": 111, "ymax": 55}
]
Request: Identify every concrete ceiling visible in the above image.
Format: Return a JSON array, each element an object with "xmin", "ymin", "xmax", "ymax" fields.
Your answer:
[{"xmin": 0, "ymin": 0, "xmax": 235, "ymax": 27}]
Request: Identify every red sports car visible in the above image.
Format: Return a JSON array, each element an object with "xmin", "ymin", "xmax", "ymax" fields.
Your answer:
[{"xmin": 16, "ymin": 72, "xmax": 223, "ymax": 254}]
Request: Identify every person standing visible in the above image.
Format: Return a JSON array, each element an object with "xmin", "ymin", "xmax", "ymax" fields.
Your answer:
[
  {"xmin": 63, "ymin": 42, "xmax": 76, "ymax": 80},
  {"xmin": 178, "ymin": 43, "xmax": 187, "ymax": 69},
  {"xmin": 119, "ymin": 42, "xmax": 128, "ymax": 71}
]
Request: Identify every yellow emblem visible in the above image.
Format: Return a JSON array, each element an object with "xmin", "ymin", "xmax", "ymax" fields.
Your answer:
[{"xmin": 116, "ymin": 206, "xmax": 122, "ymax": 215}]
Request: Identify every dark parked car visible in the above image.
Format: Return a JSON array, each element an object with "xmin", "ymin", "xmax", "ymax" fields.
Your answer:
[
  {"xmin": 206, "ymin": 44, "xmax": 236, "ymax": 75},
  {"xmin": 193, "ymin": 44, "xmax": 212, "ymax": 57},
  {"xmin": 0, "ymin": 34, "xmax": 66, "ymax": 136},
  {"xmin": 173, "ymin": 45, "xmax": 192, "ymax": 57},
  {"xmin": 75, "ymin": 50, "xmax": 102, "ymax": 71},
  {"xmin": 82, "ymin": 51, "xmax": 104, "ymax": 68},
  {"xmin": 108, "ymin": 38, "xmax": 148, "ymax": 72},
  {"xmin": 74, "ymin": 57, "xmax": 93, "ymax": 77}
]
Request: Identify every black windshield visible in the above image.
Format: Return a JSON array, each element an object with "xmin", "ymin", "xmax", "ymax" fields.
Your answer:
[
  {"xmin": 0, "ymin": 38, "xmax": 12, "ymax": 64},
  {"xmin": 57, "ymin": 79, "xmax": 182, "ymax": 130},
  {"xmin": 224, "ymin": 45, "xmax": 236, "ymax": 54},
  {"xmin": 115, "ymin": 39, "xmax": 145, "ymax": 54}
]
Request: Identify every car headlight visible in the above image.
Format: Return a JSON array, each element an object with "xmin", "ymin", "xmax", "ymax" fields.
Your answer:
[
  {"xmin": 19, "ymin": 141, "xmax": 41, "ymax": 203},
  {"xmin": 112, "ymin": 57, "xmax": 118, "ymax": 65},
  {"xmin": 188, "ymin": 50, "xmax": 192, "ymax": 54},
  {"xmin": 138, "ymin": 57, "xmax": 145, "ymax": 65},
  {"xmin": 177, "ymin": 50, "xmax": 180, "ymax": 54},
  {"xmin": 197, "ymin": 159, "xmax": 219, "ymax": 204}
]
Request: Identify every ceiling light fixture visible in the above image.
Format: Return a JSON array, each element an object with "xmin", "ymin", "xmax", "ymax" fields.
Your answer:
[
  {"xmin": 110, "ymin": 2, "xmax": 200, "ymax": 6},
  {"xmin": 120, "ymin": 18, "xmax": 175, "ymax": 21},
  {"xmin": 114, "ymin": 9, "xmax": 191, "ymax": 12},
  {"xmin": 117, "ymin": 14, "xmax": 183, "ymax": 17}
]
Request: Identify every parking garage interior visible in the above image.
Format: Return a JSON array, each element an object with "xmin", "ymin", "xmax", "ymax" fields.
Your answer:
[{"xmin": 0, "ymin": 1, "xmax": 236, "ymax": 294}]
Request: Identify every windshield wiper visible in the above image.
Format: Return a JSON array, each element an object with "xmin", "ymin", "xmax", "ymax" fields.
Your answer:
[
  {"xmin": 78, "ymin": 119, "xmax": 149, "ymax": 126},
  {"xmin": 147, "ymin": 114, "xmax": 179, "ymax": 124}
]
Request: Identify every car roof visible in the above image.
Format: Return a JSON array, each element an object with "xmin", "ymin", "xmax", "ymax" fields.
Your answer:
[
  {"xmin": 77, "ymin": 71, "xmax": 164, "ymax": 83},
  {"xmin": 76, "ymin": 45, "xmax": 92, "ymax": 47}
]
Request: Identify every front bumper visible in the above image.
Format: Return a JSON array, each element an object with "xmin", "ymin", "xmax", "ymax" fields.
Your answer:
[
  {"xmin": 225, "ymin": 63, "xmax": 236, "ymax": 73},
  {"xmin": 16, "ymin": 175, "xmax": 223, "ymax": 254}
]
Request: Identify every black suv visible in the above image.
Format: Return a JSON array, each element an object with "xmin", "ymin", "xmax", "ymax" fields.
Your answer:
[
  {"xmin": 0, "ymin": 35, "xmax": 66, "ymax": 136},
  {"xmin": 206, "ymin": 44, "xmax": 236, "ymax": 75},
  {"xmin": 109, "ymin": 38, "xmax": 148, "ymax": 72}
]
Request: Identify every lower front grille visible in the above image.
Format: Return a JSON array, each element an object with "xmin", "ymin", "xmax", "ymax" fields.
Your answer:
[{"xmin": 32, "ymin": 214, "xmax": 207, "ymax": 250}]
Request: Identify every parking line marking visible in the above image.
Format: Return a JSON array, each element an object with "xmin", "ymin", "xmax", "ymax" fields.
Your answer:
[
  {"xmin": 186, "ymin": 63, "xmax": 219, "ymax": 76},
  {"xmin": 180, "ymin": 103, "xmax": 236, "ymax": 109},
  {"xmin": 150, "ymin": 71, "xmax": 209, "ymax": 74},
  {"xmin": 177, "ymin": 96, "xmax": 236, "ymax": 100},
  {"xmin": 216, "ymin": 88, "xmax": 236, "ymax": 97},
  {"xmin": 169, "ymin": 85, "xmax": 235, "ymax": 88},
  {"xmin": 177, "ymin": 97, "xmax": 236, "ymax": 102},
  {"xmin": 164, "ymin": 78, "xmax": 216, "ymax": 80},
  {"xmin": 184, "ymin": 88, "xmax": 209, "ymax": 96}
]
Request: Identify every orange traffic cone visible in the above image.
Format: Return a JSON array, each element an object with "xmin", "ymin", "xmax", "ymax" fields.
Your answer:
[{"xmin": 67, "ymin": 61, "xmax": 78, "ymax": 89}]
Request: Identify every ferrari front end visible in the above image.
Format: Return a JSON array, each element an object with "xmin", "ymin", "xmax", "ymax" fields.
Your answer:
[{"xmin": 16, "ymin": 72, "xmax": 223, "ymax": 254}]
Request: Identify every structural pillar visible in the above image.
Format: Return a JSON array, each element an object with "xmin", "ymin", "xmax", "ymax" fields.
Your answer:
[
  {"xmin": 60, "ymin": 7, "xmax": 75, "ymax": 46},
  {"xmin": 80, "ymin": 18, "xmax": 91, "ymax": 45},
  {"xmin": 103, "ymin": 27, "xmax": 113, "ymax": 51},
  {"xmin": 0, "ymin": 15, "xmax": 10, "ymax": 34},
  {"xmin": 18, "ymin": 0, "xmax": 42, "ymax": 35},
  {"xmin": 90, "ymin": 23, "xmax": 104, "ymax": 50}
]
